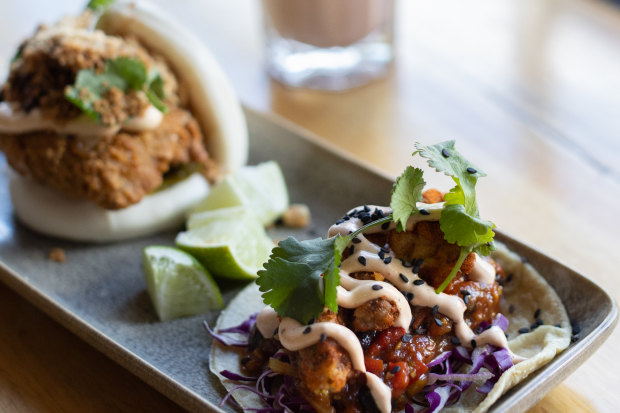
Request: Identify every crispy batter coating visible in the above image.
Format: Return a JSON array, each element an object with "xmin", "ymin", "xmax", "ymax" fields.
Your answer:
[
  {"xmin": 352, "ymin": 298, "xmax": 398, "ymax": 332},
  {"xmin": 0, "ymin": 108, "xmax": 210, "ymax": 209},
  {"xmin": 296, "ymin": 337, "xmax": 353, "ymax": 395}
]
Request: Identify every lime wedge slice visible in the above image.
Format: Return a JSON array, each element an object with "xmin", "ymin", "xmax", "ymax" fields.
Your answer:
[
  {"xmin": 143, "ymin": 246, "xmax": 223, "ymax": 321},
  {"xmin": 192, "ymin": 161, "xmax": 289, "ymax": 226},
  {"xmin": 176, "ymin": 208, "xmax": 274, "ymax": 280}
]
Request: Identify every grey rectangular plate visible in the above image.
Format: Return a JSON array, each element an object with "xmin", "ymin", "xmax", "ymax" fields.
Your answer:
[{"xmin": 0, "ymin": 108, "xmax": 616, "ymax": 413}]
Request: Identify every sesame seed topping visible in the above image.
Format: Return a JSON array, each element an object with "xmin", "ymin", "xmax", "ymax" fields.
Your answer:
[
  {"xmin": 406, "ymin": 292, "xmax": 414, "ymax": 301},
  {"xmin": 352, "ymin": 237, "xmax": 361, "ymax": 244},
  {"xmin": 535, "ymin": 318, "xmax": 543, "ymax": 326},
  {"xmin": 470, "ymin": 339, "xmax": 477, "ymax": 348},
  {"xmin": 434, "ymin": 318, "xmax": 444, "ymax": 327},
  {"xmin": 506, "ymin": 274, "xmax": 514, "ymax": 283},
  {"xmin": 534, "ymin": 308, "xmax": 541, "ymax": 319},
  {"xmin": 335, "ymin": 219, "xmax": 345, "ymax": 225},
  {"xmin": 399, "ymin": 273, "xmax": 409, "ymax": 283},
  {"xmin": 450, "ymin": 337, "xmax": 461, "ymax": 345},
  {"xmin": 383, "ymin": 257, "xmax": 392, "ymax": 265},
  {"xmin": 303, "ymin": 326, "xmax": 312, "ymax": 334},
  {"xmin": 378, "ymin": 250, "xmax": 385, "ymax": 259},
  {"xmin": 363, "ymin": 205, "xmax": 370, "ymax": 212},
  {"xmin": 463, "ymin": 295, "xmax": 470, "ymax": 305},
  {"xmin": 358, "ymin": 256, "xmax": 366, "ymax": 266},
  {"xmin": 555, "ymin": 323, "xmax": 561, "ymax": 328},
  {"xmin": 442, "ymin": 148, "xmax": 450, "ymax": 158},
  {"xmin": 349, "ymin": 245, "xmax": 355, "ymax": 255},
  {"xmin": 571, "ymin": 334, "xmax": 580, "ymax": 343},
  {"xmin": 460, "ymin": 290, "xmax": 470, "ymax": 296},
  {"xmin": 509, "ymin": 304, "xmax": 515, "ymax": 313},
  {"xmin": 530, "ymin": 323, "xmax": 539, "ymax": 330},
  {"xmin": 413, "ymin": 279, "xmax": 424, "ymax": 286},
  {"xmin": 412, "ymin": 259, "xmax": 423, "ymax": 273},
  {"xmin": 372, "ymin": 284, "xmax": 383, "ymax": 291},
  {"xmin": 402, "ymin": 334, "xmax": 412, "ymax": 342},
  {"xmin": 381, "ymin": 222, "xmax": 390, "ymax": 230},
  {"xmin": 308, "ymin": 318, "xmax": 315, "ymax": 325},
  {"xmin": 572, "ymin": 323, "xmax": 581, "ymax": 335},
  {"xmin": 431, "ymin": 305, "xmax": 439, "ymax": 315},
  {"xmin": 419, "ymin": 208, "xmax": 430, "ymax": 216},
  {"xmin": 466, "ymin": 167, "xmax": 477, "ymax": 174},
  {"xmin": 390, "ymin": 365, "xmax": 401, "ymax": 374},
  {"xmin": 519, "ymin": 327, "xmax": 530, "ymax": 334},
  {"xmin": 320, "ymin": 333, "xmax": 327, "ymax": 343},
  {"xmin": 521, "ymin": 256, "xmax": 528, "ymax": 263},
  {"xmin": 401, "ymin": 260, "xmax": 412, "ymax": 268}
]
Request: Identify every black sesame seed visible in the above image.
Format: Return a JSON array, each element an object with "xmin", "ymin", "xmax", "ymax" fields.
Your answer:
[
  {"xmin": 460, "ymin": 289, "xmax": 470, "ymax": 296},
  {"xmin": 415, "ymin": 327, "xmax": 427, "ymax": 335},
  {"xmin": 336, "ymin": 219, "xmax": 345, "ymax": 225},
  {"xmin": 572, "ymin": 323, "xmax": 581, "ymax": 335},
  {"xmin": 509, "ymin": 304, "xmax": 515, "ymax": 314},
  {"xmin": 358, "ymin": 256, "xmax": 366, "ymax": 266},
  {"xmin": 450, "ymin": 337, "xmax": 461, "ymax": 345},
  {"xmin": 320, "ymin": 333, "xmax": 327, "ymax": 343},
  {"xmin": 470, "ymin": 339, "xmax": 477, "ymax": 348},
  {"xmin": 535, "ymin": 318, "xmax": 543, "ymax": 326},
  {"xmin": 571, "ymin": 334, "xmax": 580, "ymax": 343},
  {"xmin": 518, "ymin": 327, "xmax": 529, "ymax": 334},
  {"xmin": 442, "ymin": 148, "xmax": 450, "ymax": 158},
  {"xmin": 399, "ymin": 273, "xmax": 409, "ymax": 283},
  {"xmin": 352, "ymin": 237, "xmax": 361, "ymax": 244},
  {"xmin": 308, "ymin": 318, "xmax": 315, "ymax": 325},
  {"xmin": 349, "ymin": 245, "xmax": 355, "ymax": 255},
  {"xmin": 530, "ymin": 323, "xmax": 538, "ymax": 330},
  {"xmin": 401, "ymin": 259, "xmax": 412, "ymax": 268},
  {"xmin": 463, "ymin": 295, "xmax": 470, "ymax": 305},
  {"xmin": 241, "ymin": 357, "xmax": 249, "ymax": 364},
  {"xmin": 412, "ymin": 259, "xmax": 424, "ymax": 273},
  {"xmin": 413, "ymin": 279, "xmax": 424, "ymax": 286},
  {"xmin": 419, "ymin": 208, "xmax": 430, "ymax": 216},
  {"xmin": 383, "ymin": 257, "xmax": 392, "ymax": 265},
  {"xmin": 372, "ymin": 284, "xmax": 383, "ymax": 291},
  {"xmin": 406, "ymin": 292, "xmax": 414, "ymax": 301},
  {"xmin": 381, "ymin": 222, "xmax": 390, "ymax": 230},
  {"xmin": 381, "ymin": 246, "xmax": 390, "ymax": 253},
  {"xmin": 434, "ymin": 318, "xmax": 444, "ymax": 327},
  {"xmin": 390, "ymin": 365, "xmax": 401, "ymax": 374},
  {"xmin": 363, "ymin": 205, "xmax": 370, "ymax": 212},
  {"xmin": 466, "ymin": 167, "xmax": 477, "ymax": 174},
  {"xmin": 431, "ymin": 305, "xmax": 439, "ymax": 315},
  {"xmin": 303, "ymin": 326, "xmax": 312, "ymax": 334},
  {"xmin": 378, "ymin": 250, "xmax": 385, "ymax": 259},
  {"xmin": 506, "ymin": 273, "xmax": 514, "ymax": 283},
  {"xmin": 521, "ymin": 256, "xmax": 528, "ymax": 263},
  {"xmin": 505, "ymin": 333, "xmax": 509, "ymax": 339},
  {"xmin": 402, "ymin": 334, "xmax": 413, "ymax": 343},
  {"xmin": 555, "ymin": 323, "xmax": 562, "ymax": 328},
  {"xmin": 534, "ymin": 308, "xmax": 541, "ymax": 319},
  {"xmin": 476, "ymin": 326, "xmax": 483, "ymax": 334}
]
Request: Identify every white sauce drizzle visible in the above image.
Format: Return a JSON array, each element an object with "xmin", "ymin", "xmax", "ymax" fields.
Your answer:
[
  {"xmin": 256, "ymin": 203, "xmax": 515, "ymax": 412},
  {"xmin": 0, "ymin": 101, "xmax": 163, "ymax": 138}
]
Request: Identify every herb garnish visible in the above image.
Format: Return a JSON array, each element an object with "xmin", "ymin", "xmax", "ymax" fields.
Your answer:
[
  {"xmin": 65, "ymin": 57, "xmax": 167, "ymax": 124},
  {"xmin": 86, "ymin": 0, "xmax": 115, "ymax": 12},
  {"xmin": 257, "ymin": 140, "xmax": 495, "ymax": 323}
]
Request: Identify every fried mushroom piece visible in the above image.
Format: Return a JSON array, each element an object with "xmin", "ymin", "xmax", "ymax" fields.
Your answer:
[
  {"xmin": 352, "ymin": 298, "xmax": 398, "ymax": 332},
  {"xmin": 0, "ymin": 108, "xmax": 210, "ymax": 209},
  {"xmin": 296, "ymin": 337, "xmax": 353, "ymax": 395}
]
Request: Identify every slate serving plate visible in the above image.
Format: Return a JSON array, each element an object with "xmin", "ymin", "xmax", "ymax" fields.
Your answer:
[{"xmin": 0, "ymin": 108, "xmax": 616, "ymax": 413}]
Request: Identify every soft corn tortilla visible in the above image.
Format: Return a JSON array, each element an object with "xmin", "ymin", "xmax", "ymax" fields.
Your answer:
[{"xmin": 210, "ymin": 242, "xmax": 571, "ymax": 412}]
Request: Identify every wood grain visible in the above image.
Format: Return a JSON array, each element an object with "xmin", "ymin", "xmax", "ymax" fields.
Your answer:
[{"xmin": 1, "ymin": 0, "xmax": 618, "ymax": 412}]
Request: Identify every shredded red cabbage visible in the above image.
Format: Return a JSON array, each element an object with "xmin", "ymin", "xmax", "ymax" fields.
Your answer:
[
  {"xmin": 203, "ymin": 313, "xmax": 257, "ymax": 347},
  {"xmin": 407, "ymin": 313, "xmax": 514, "ymax": 413}
]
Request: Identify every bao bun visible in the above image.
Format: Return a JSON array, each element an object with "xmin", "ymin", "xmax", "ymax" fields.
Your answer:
[{"xmin": 10, "ymin": 1, "xmax": 248, "ymax": 242}]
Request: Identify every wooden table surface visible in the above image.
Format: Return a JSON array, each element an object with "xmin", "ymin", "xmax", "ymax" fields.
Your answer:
[{"xmin": 1, "ymin": 0, "xmax": 619, "ymax": 412}]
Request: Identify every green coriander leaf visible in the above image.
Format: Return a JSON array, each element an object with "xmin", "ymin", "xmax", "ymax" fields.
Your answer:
[
  {"xmin": 324, "ymin": 235, "xmax": 348, "ymax": 312},
  {"xmin": 10, "ymin": 46, "xmax": 23, "ymax": 63},
  {"xmin": 257, "ymin": 237, "xmax": 338, "ymax": 323},
  {"xmin": 86, "ymin": 0, "xmax": 115, "ymax": 11},
  {"xmin": 145, "ymin": 72, "xmax": 168, "ymax": 113},
  {"xmin": 439, "ymin": 203, "xmax": 495, "ymax": 246},
  {"xmin": 65, "ymin": 68, "xmax": 126, "ymax": 121},
  {"xmin": 107, "ymin": 57, "xmax": 147, "ymax": 90},
  {"xmin": 391, "ymin": 166, "xmax": 425, "ymax": 232},
  {"xmin": 474, "ymin": 241, "xmax": 495, "ymax": 257}
]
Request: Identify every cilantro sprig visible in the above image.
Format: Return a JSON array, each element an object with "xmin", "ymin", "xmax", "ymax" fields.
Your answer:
[
  {"xmin": 65, "ymin": 57, "xmax": 167, "ymax": 124},
  {"xmin": 257, "ymin": 140, "xmax": 495, "ymax": 323},
  {"xmin": 86, "ymin": 0, "xmax": 115, "ymax": 11}
]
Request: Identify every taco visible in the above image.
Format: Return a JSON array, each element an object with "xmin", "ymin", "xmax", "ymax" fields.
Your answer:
[{"xmin": 208, "ymin": 142, "xmax": 571, "ymax": 412}]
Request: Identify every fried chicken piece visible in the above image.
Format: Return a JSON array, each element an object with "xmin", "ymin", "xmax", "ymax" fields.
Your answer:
[
  {"xmin": 352, "ymin": 298, "xmax": 398, "ymax": 332},
  {"xmin": 296, "ymin": 337, "xmax": 353, "ymax": 395},
  {"xmin": 0, "ymin": 108, "xmax": 209, "ymax": 209},
  {"xmin": 421, "ymin": 188, "xmax": 444, "ymax": 204}
]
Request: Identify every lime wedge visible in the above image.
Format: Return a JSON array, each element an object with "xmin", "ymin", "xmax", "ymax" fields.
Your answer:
[
  {"xmin": 192, "ymin": 161, "xmax": 289, "ymax": 226},
  {"xmin": 143, "ymin": 246, "xmax": 223, "ymax": 321},
  {"xmin": 176, "ymin": 208, "xmax": 274, "ymax": 280}
]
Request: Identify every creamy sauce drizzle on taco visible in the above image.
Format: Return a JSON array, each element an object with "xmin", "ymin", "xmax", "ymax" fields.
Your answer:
[{"xmin": 256, "ymin": 203, "xmax": 510, "ymax": 412}]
